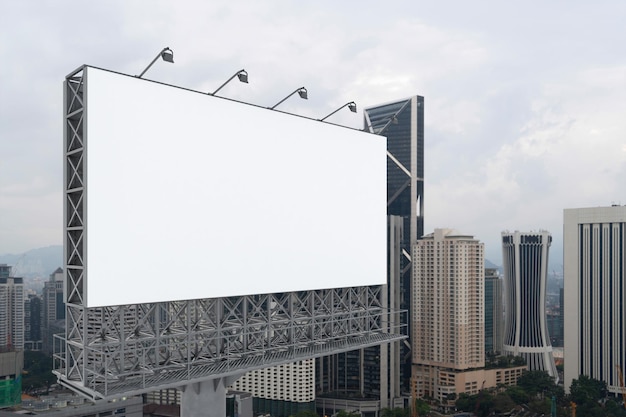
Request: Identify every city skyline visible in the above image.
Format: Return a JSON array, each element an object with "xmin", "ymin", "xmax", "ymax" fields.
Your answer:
[{"xmin": 1, "ymin": 1, "xmax": 626, "ymax": 265}]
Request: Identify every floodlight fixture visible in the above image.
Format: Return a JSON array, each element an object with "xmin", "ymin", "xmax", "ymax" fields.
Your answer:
[
  {"xmin": 210, "ymin": 69, "xmax": 249, "ymax": 96},
  {"xmin": 319, "ymin": 101, "xmax": 357, "ymax": 121},
  {"xmin": 270, "ymin": 87, "xmax": 308, "ymax": 109},
  {"xmin": 137, "ymin": 47, "xmax": 174, "ymax": 78}
]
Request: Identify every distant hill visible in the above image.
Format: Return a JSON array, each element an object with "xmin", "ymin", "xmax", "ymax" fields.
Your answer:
[
  {"xmin": 0, "ymin": 245, "xmax": 62, "ymax": 278},
  {"xmin": 485, "ymin": 259, "xmax": 500, "ymax": 270}
]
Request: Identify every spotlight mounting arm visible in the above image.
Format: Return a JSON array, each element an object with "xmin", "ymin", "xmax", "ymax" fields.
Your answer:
[
  {"xmin": 270, "ymin": 87, "xmax": 308, "ymax": 110},
  {"xmin": 319, "ymin": 101, "xmax": 357, "ymax": 121},
  {"xmin": 137, "ymin": 47, "xmax": 174, "ymax": 78},
  {"xmin": 210, "ymin": 69, "xmax": 248, "ymax": 96}
]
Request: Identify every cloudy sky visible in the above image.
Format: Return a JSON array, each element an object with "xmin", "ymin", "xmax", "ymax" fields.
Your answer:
[{"xmin": 1, "ymin": 1, "xmax": 625, "ymax": 266}]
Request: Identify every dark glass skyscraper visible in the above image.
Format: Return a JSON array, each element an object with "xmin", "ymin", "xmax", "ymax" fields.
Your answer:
[
  {"xmin": 484, "ymin": 268, "xmax": 503, "ymax": 355},
  {"xmin": 0, "ymin": 264, "xmax": 10, "ymax": 279},
  {"xmin": 316, "ymin": 96, "xmax": 424, "ymax": 408},
  {"xmin": 366, "ymin": 97, "xmax": 425, "ymax": 248},
  {"xmin": 366, "ymin": 97, "xmax": 424, "ymax": 401}
]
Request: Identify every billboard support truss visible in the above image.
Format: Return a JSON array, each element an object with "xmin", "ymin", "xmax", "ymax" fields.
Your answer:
[{"xmin": 54, "ymin": 288, "xmax": 406, "ymax": 400}]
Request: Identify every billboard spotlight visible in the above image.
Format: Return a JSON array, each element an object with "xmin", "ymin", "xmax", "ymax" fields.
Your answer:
[
  {"xmin": 270, "ymin": 87, "xmax": 308, "ymax": 109},
  {"xmin": 319, "ymin": 101, "xmax": 357, "ymax": 121},
  {"xmin": 211, "ymin": 69, "xmax": 249, "ymax": 96},
  {"xmin": 137, "ymin": 47, "xmax": 174, "ymax": 78}
]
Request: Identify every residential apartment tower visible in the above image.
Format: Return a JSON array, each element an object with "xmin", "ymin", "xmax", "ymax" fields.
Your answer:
[{"xmin": 412, "ymin": 229, "xmax": 484, "ymax": 402}]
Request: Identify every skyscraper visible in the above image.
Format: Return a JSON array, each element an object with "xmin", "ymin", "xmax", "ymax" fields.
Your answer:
[
  {"xmin": 501, "ymin": 231, "xmax": 557, "ymax": 380},
  {"xmin": 0, "ymin": 267, "xmax": 24, "ymax": 350},
  {"xmin": 0, "ymin": 264, "xmax": 24, "ymax": 408},
  {"xmin": 412, "ymin": 229, "xmax": 484, "ymax": 401},
  {"xmin": 24, "ymin": 294, "xmax": 42, "ymax": 350},
  {"xmin": 367, "ymin": 96, "xmax": 424, "ymax": 402},
  {"xmin": 42, "ymin": 267, "xmax": 64, "ymax": 354},
  {"xmin": 315, "ymin": 96, "xmax": 424, "ymax": 409},
  {"xmin": 563, "ymin": 205, "xmax": 626, "ymax": 395},
  {"xmin": 485, "ymin": 268, "xmax": 504, "ymax": 355}
]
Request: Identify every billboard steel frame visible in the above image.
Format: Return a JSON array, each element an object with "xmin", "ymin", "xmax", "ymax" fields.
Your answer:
[{"xmin": 55, "ymin": 66, "xmax": 406, "ymax": 401}]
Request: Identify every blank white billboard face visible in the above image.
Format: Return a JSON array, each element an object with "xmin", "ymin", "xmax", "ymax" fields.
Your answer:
[{"xmin": 82, "ymin": 67, "xmax": 386, "ymax": 307}]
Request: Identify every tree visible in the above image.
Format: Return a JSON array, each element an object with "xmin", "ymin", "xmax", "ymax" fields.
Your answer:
[
  {"xmin": 569, "ymin": 374, "xmax": 607, "ymax": 406},
  {"xmin": 603, "ymin": 399, "xmax": 626, "ymax": 417},
  {"xmin": 511, "ymin": 355, "xmax": 526, "ymax": 366},
  {"xmin": 455, "ymin": 393, "xmax": 476, "ymax": 412},
  {"xmin": 381, "ymin": 407, "xmax": 409, "ymax": 417},
  {"xmin": 336, "ymin": 410, "xmax": 360, "ymax": 417},
  {"xmin": 474, "ymin": 390, "xmax": 495, "ymax": 417},
  {"xmin": 505, "ymin": 385, "xmax": 529, "ymax": 405},
  {"xmin": 413, "ymin": 399, "xmax": 429, "ymax": 416},
  {"xmin": 517, "ymin": 370, "xmax": 557, "ymax": 398},
  {"xmin": 22, "ymin": 351, "xmax": 55, "ymax": 392},
  {"xmin": 290, "ymin": 411, "xmax": 318, "ymax": 417},
  {"xmin": 492, "ymin": 392, "xmax": 516, "ymax": 414},
  {"xmin": 527, "ymin": 397, "xmax": 551, "ymax": 416},
  {"xmin": 568, "ymin": 375, "xmax": 626, "ymax": 417}
]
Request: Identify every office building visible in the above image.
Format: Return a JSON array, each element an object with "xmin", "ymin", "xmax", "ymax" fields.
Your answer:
[
  {"xmin": 42, "ymin": 267, "xmax": 64, "ymax": 354},
  {"xmin": 501, "ymin": 231, "xmax": 557, "ymax": 380},
  {"xmin": 563, "ymin": 205, "xmax": 626, "ymax": 395},
  {"xmin": 24, "ymin": 294, "xmax": 42, "ymax": 351},
  {"xmin": 230, "ymin": 359, "xmax": 315, "ymax": 416},
  {"xmin": 0, "ymin": 394, "xmax": 143, "ymax": 416},
  {"xmin": 485, "ymin": 268, "xmax": 504, "ymax": 355},
  {"xmin": 556, "ymin": 287, "xmax": 564, "ymax": 347},
  {"xmin": 0, "ymin": 264, "xmax": 24, "ymax": 409},
  {"xmin": 0, "ymin": 271, "xmax": 24, "ymax": 351},
  {"xmin": 412, "ymin": 228, "xmax": 484, "ymax": 403},
  {"xmin": 315, "ymin": 96, "xmax": 424, "ymax": 409},
  {"xmin": 547, "ymin": 313, "xmax": 563, "ymax": 348}
]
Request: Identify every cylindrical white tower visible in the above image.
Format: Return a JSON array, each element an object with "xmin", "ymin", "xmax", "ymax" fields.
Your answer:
[{"xmin": 501, "ymin": 231, "xmax": 557, "ymax": 381}]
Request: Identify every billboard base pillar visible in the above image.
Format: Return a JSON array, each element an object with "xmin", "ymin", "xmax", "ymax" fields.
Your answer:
[{"xmin": 180, "ymin": 375, "xmax": 242, "ymax": 417}]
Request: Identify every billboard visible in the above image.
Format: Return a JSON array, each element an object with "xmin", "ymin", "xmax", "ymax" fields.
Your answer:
[{"xmin": 79, "ymin": 66, "xmax": 386, "ymax": 307}]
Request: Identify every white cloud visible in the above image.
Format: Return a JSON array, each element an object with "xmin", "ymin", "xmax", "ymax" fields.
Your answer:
[
  {"xmin": 1, "ymin": 0, "xmax": 625, "ymax": 261},
  {"xmin": 426, "ymin": 62, "xmax": 626, "ymax": 263}
]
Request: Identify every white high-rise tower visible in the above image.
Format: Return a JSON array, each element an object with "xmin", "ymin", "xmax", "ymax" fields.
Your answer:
[
  {"xmin": 563, "ymin": 205, "xmax": 626, "ymax": 395},
  {"xmin": 0, "ymin": 266, "xmax": 24, "ymax": 350},
  {"xmin": 0, "ymin": 264, "xmax": 25, "ymax": 409}
]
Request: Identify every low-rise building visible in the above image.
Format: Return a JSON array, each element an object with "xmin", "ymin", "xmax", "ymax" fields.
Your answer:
[
  {"xmin": 0, "ymin": 394, "xmax": 142, "ymax": 417},
  {"xmin": 429, "ymin": 365, "xmax": 526, "ymax": 409}
]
